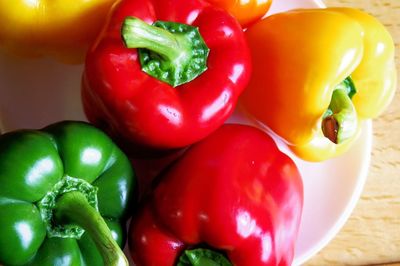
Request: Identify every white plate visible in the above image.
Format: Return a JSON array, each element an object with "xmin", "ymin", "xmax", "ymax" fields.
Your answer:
[{"xmin": 0, "ymin": 0, "xmax": 371, "ymax": 264}]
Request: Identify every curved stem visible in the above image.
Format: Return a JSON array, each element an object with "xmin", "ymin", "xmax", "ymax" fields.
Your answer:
[
  {"xmin": 121, "ymin": 16, "xmax": 209, "ymax": 87},
  {"xmin": 122, "ymin": 17, "xmax": 186, "ymax": 63},
  {"xmin": 322, "ymin": 88, "xmax": 357, "ymax": 144},
  {"xmin": 54, "ymin": 191, "xmax": 128, "ymax": 266}
]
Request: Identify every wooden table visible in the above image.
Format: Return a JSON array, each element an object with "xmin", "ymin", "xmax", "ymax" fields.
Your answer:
[{"xmin": 305, "ymin": 0, "xmax": 400, "ymax": 265}]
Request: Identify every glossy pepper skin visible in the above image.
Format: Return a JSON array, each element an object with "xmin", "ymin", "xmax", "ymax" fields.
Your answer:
[
  {"xmin": 240, "ymin": 8, "xmax": 397, "ymax": 161},
  {"xmin": 0, "ymin": 0, "xmax": 118, "ymax": 63},
  {"xmin": 0, "ymin": 121, "xmax": 135, "ymax": 266},
  {"xmin": 82, "ymin": 0, "xmax": 251, "ymax": 152},
  {"xmin": 206, "ymin": 0, "xmax": 272, "ymax": 27},
  {"xmin": 129, "ymin": 124, "xmax": 303, "ymax": 266}
]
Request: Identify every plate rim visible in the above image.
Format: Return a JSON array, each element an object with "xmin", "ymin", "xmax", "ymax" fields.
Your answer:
[{"xmin": 293, "ymin": 120, "xmax": 373, "ymax": 265}]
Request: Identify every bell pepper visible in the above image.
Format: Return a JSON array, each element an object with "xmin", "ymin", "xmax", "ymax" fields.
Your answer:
[
  {"xmin": 240, "ymin": 8, "xmax": 397, "ymax": 161},
  {"xmin": 0, "ymin": 0, "xmax": 118, "ymax": 63},
  {"xmin": 0, "ymin": 121, "xmax": 136, "ymax": 266},
  {"xmin": 129, "ymin": 124, "xmax": 303, "ymax": 266},
  {"xmin": 206, "ymin": 0, "xmax": 272, "ymax": 27},
  {"xmin": 82, "ymin": 0, "xmax": 251, "ymax": 152}
]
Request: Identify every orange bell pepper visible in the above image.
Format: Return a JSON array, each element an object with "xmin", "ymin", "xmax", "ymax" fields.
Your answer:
[
  {"xmin": 240, "ymin": 8, "xmax": 396, "ymax": 161},
  {"xmin": 206, "ymin": 0, "xmax": 272, "ymax": 27}
]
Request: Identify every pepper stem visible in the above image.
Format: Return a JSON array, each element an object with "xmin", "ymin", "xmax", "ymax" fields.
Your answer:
[
  {"xmin": 122, "ymin": 17, "xmax": 185, "ymax": 64},
  {"xmin": 177, "ymin": 248, "xmax": 232, "ymax": 266},
  {"xmin": 322, "ymin": 78, "xmax": 358, "ymax": 144},
  {"xmin": 54, "ymin": 191, "xmax": 128, "ymax": 266},
  {"xmin": 121, "ymin": 17, "xmax": 209, "ymax": 87}
]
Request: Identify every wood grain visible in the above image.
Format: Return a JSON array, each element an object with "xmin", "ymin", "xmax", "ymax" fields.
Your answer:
[{"xmin": 305, "ymin": 0, "xmax": 400, "ymax": 265}]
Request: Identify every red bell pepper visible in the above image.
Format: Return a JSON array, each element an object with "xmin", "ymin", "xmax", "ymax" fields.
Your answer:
[
  {"xmin": 129, "ymin": 124, "xmax": 303, "ymax": 266},
  {"xmin": 82, "ymin": 0, "xmax": 251, "ymax": 152}
]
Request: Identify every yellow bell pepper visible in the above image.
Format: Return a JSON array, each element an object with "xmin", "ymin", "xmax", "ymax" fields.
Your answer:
[
  {"xmin": 240, "ymin": 8, "xmax": 396, "ymax": 161},
  {"xmin": 0, "ymin": 0, "xmax": 118, "ymax": 63}
]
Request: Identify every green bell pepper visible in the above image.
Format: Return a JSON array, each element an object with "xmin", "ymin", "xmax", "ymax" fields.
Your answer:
[{"xmin": 0, "ymin": 121, "xmax": 136, "ymax": 266}]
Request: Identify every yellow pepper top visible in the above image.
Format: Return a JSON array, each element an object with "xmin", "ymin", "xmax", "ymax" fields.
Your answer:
[
  {"xmin": 240, "ymin": 8, "xmax": 396, "ymax": 161},
  {"xmin": 0, "ymin": 0, "xmax": 118, "ymax": 63}
]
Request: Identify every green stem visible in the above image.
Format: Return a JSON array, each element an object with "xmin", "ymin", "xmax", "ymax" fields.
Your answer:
[
  {"xmin": 177, "ymin": 248, "xmax": 232, "ymax": 266},
  {"xmin": 121, "ymin": 16, "xmax": 209, "ymax": 87},
  {"xmin": 54, "ymin": 191, "xmax": 128, "ymax": 266},
  {"xmin": 122, "ymin": 17, "xmax": 187, "ymax": 64},
  {"xmin": 322, "ymin": 87, "xmax": 357, "ymax": 144}
]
